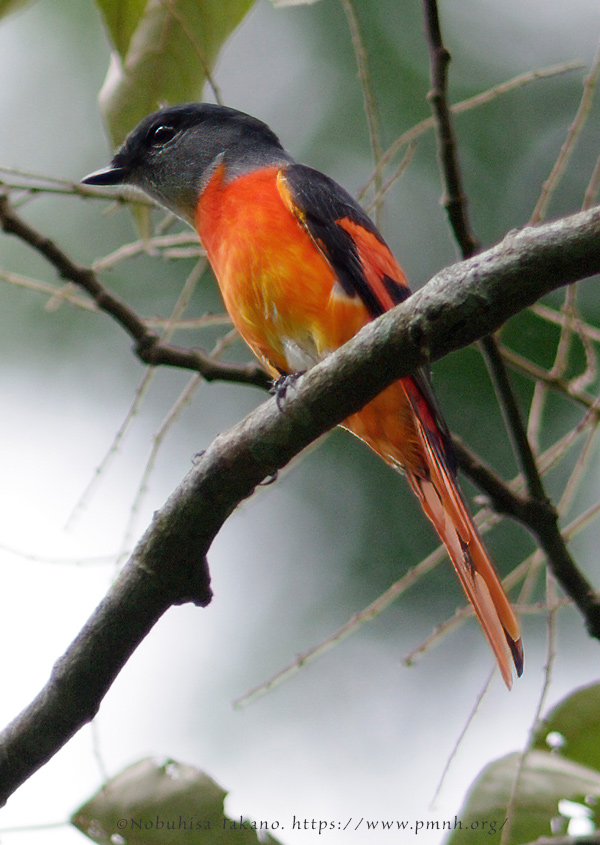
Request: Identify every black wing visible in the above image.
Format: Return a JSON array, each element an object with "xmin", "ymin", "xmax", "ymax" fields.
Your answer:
[{"xmin": 280, "ymin": 164, "xmax": 410, "ymax": 318}]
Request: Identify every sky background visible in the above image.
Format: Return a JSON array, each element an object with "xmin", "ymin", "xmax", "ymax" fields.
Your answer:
[{"xmin": 1, "ymin": 0, "xmax": 600, "ymax": 842}]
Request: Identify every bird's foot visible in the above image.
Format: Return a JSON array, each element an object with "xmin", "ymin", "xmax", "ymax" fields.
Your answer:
[{"xmin": 270, "ymin": 371, "xmax": 305, "ymax": 410}]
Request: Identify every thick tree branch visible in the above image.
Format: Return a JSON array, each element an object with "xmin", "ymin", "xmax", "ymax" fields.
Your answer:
[{"xmin": 0, "ymin": 206, "xmax": 599, "ymax": 805}]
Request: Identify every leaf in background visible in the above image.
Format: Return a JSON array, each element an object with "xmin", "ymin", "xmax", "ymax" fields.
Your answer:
[
  {"xmin": 95, "ymin": 0, "xmax": 148, "ymax": 59},
  {"xmin": 71, "ymin": 757, "xmax": 283, "ymax": 845},
  {"xmin": 445, "ymin": 750, "xmax": 600, "ymax": 845},
  {"xmin": 269, "ymin": 0, "xmax": 322, "ymax": 7},
  {"xmin": 0, "ymin": 0, "xmax": 37, "ymax": 19},
  {"xmin": 98, "ymin": 0, "xmax": 255, "ymax": 148},
  {"xmin": 532, "ymin": 681, "xmax": 600, "ymax": 772}
]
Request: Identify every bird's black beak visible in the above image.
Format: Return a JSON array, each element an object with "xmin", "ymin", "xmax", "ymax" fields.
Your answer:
[{"xmin": 81, "ymin": 163, "xmax": 128, "ymax": 186}]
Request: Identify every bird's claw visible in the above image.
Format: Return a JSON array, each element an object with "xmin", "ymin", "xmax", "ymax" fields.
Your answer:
[{"xmin": 270, "ymin": 371, "xmax": 305, "ymax": 410}]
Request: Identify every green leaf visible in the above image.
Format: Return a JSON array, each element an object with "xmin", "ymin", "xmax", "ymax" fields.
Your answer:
[
  {"xmin": 269, "ymin": 0, "xmax": 322, "ymax": 6},
  {"xmin": 532, "ymin": 681, "xmax": 600, "ymax": 772},
  {"xmin": 0, "ymin": 0, "xmax": 37, "ymax": 19},
  {"xmin": 71, "ymin": 757, "xmax": 283, "ymax": 845},
  {"xmin": 445, "ymin": 750, "xmax": 600, "ymax": 845},
  {"xmin": 95, "ymin": 0, "xmax": 148, "ymax": 59},
  {"xmin": 98, "ymin": 0, "xmax": 255, "ymax": 148}
]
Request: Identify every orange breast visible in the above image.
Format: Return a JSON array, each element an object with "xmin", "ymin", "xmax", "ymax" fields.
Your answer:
[{"xmin": 196, "ymin": 165, "xmax": 370, "ymax": 374}]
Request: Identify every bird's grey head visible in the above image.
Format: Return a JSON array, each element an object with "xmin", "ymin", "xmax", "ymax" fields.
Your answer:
[{"xmin": 82, "ymin": 103, "xmax": 291, "ymax": 225}]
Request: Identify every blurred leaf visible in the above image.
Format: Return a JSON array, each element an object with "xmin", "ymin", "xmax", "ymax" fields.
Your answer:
[
  {"xmin": 95, "ymin": 0, "xmax": 148, "ymax": 59},
  {"xmin": 99, "ymin": 0, "xmax": 255, "ymax": 148},
  {"xmin": 72, "ymin": 757, "xmax": 283, "ymax": 844},
  {"xmin": 0, "ymin": 0, "xmax": 37, "ymax": 18},
  {"xmin": 269, "ymin": 0, "xmax": 322, "ymax": 6},
  {"xmin": 131, "ymin": 202, "xmax": 154, "ymax": 241},
  {"xmin": 445, "ymin": 750, "xmax": 600, "ymax": 845},
  {"xmin": 532, "ymin": 681, "xmax": 600, "ymax": 772}
]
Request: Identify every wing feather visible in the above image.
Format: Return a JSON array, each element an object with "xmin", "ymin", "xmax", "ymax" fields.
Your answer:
[{"xmin": 278, "ymin": 164, "xmax": 410, "ymax": 316}]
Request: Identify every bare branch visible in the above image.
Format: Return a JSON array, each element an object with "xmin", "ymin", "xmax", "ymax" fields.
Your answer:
[
  {"xmin": 530, "ymin": 38, "xmax": 600, "ymax": 224},
  {"xmin": 0, "ymin": 206, "xmax": 599, "ymax": 805},
  {"xmin": 422, "ymin": 0, "xmax": 479, "ymax": 256},
  {"xmin": 359, "ymin": 60, "xmax": 584, "ymax": 201},
  {"xmin": 0, "ymin": 194, "xmax": 270, "ymax": 390},
  {"xmin": 340, "ymin": 0, "xmax": 384, "ymax": 225}
]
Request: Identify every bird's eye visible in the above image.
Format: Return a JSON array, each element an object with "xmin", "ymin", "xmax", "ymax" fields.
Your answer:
[{"xmin": 150, "ymin": 124, "xmax": 176, "ymax": 146}]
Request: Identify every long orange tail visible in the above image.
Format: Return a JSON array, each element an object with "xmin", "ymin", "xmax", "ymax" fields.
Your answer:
[
  {"xmin": 405, "ymin": 383, "xmax": 523, "ymax": 688},
  {"xmin": 409, "ymin": 425, "xmax": 522, "ymax": 689},
  {"xmin": 345, "ymin": 379, "xmax": 523, "ymax": 688}
]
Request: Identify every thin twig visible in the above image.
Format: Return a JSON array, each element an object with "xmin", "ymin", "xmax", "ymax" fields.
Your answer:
[
  {"xmin": 161, "ymin": 1, "xmax": 224, "ymax": 106},
  {"xmin": 421, "ymin": 0, "xmax": 479, "ymax": 256},
  {"xmin": 501, "ymin": 573, "xmax": 559, "ymax": 845},
  {"xmin": 530, "ymin": 36, "xmax": 600, "ymax": 225},
  {"xmin": 531, "ymin": 302, "xmax": 600, "ymax": 345},
  {"xmin": 92, "ymin": 231, "xmax": 202, "ymax": 271},
  {"xmin": 500, "ymin": 345, "xmax": 599, "ymax": 412},
  {"xmin": 118, "ymin": 372, "xmax": 202, "ymax": 561},
  {"xmin": 66, "ymin": 367, "xmax": 156, "ymax": 533},
  {"xmin": 527, "ymin": 287, "xmax": 578, "ymax": 452},
  {"xmin": 430, "ymin": 669, "xmax": 494, "ymax": 808},
  {"xmin": 481, "ymin": 335, "xmax": 547, "ymax": 501},
  {"xmin": 557, "ymin": 425, "xmax": 600, "ymax": 520},
  {"xmin": 340, "ymin": 0, "xmax": 384, "ymax": 227},
  {"xmin": 583, "ymin": 152, "xmax": 600, "ymax": 210},
  {"xmin": 364, "ymin": 140, "xmax": 418, "ymax": 213},
  {"xmin": 359, "ymin": 61, "xmax": 584, "ymax": 200},
  {"xmin": 235, "ymin": 542, "xmax": 450, "ymax": 708},
  {"xmin": 0, "ymin": 194, "xmax": 269, "ymax": 390},
  {"xmin": 66, "ymin": 260, "xmax": 205, "ymax": 530}
]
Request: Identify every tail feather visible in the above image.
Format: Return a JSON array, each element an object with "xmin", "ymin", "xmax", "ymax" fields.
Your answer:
[
  {"xmin": 406, "ymin": 392, "xmax": 523, "ymax": 689},
  {"xmin": 344, "ymin": 377, "xmax": 523, "ymax": 688}
]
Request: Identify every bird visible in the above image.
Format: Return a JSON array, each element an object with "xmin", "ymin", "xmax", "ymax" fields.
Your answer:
[{"xmin": 82, "ymin": 103, "xmax": 523, "ymax": 687}]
